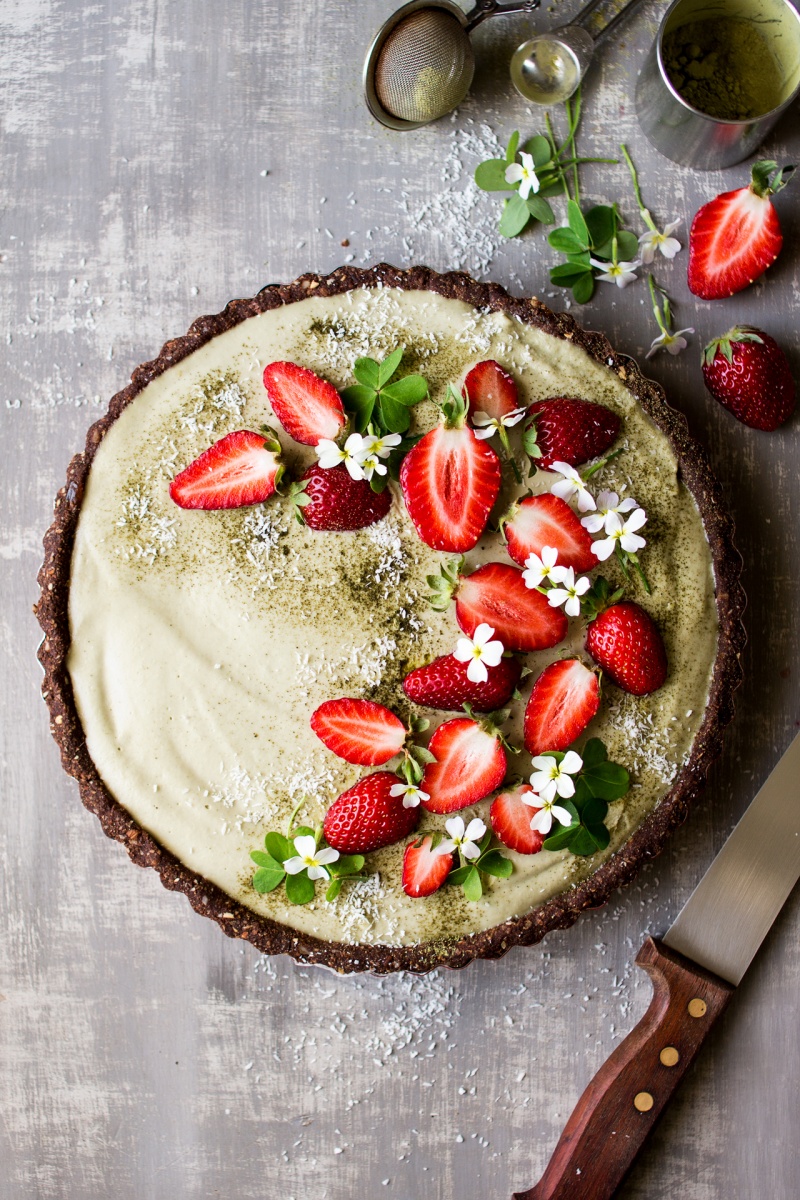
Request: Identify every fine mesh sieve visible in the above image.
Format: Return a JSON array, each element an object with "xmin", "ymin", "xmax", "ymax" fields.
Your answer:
[
  {"xmin": 374, "ymin": 8, "xmax": 475, "ymax": 124},
  {"xmin": 364, "ymin": 0, "xmax": 541, "ymax": 130}
]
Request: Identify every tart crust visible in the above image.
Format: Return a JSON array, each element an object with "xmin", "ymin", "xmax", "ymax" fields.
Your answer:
[{"xmin": 35, "ymin": 264, "xmax": 746, "ymax": 975}]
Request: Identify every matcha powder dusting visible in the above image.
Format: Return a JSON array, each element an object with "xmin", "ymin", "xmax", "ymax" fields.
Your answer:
[{"xmin": 663, "ymin": 17, "xmax": 783, "ymax": 120}]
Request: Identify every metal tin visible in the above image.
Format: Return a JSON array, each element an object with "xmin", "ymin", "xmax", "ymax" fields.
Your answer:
[{"xmin": 635, "ymin": 0, "xmax": 800, "ymax": 169}]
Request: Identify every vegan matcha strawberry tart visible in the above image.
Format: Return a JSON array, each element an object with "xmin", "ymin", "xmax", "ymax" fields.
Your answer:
[{"xmin": 36, "ymin": 265, "xmax": 745, "ymax": 974}]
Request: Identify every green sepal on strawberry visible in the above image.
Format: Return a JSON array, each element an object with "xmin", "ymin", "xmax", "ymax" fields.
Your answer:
[
  {"xmin": 289, "ymin": 462, "xmax": 392, "ymax": 531},
  {"xmin": 583, "ymin": 578, "xmax": 667, "ymax": 696},
  {"xmin": 702, "ymin": 326, "xmax": 796, "ymax": 432},
  {"xmin": 427, "ymin": 558, "xmax": 568, "ymax": 653},
  {"xmin": 170, "ymin": 429, "xmax": 284, "ymax": 510},
  {"xmin": 687, "ymin": 160, "xmax": 794, "ymax": 300},
  {"xmin": 400, "ymin": 386, "xmax": 502, "ymax": 552}
]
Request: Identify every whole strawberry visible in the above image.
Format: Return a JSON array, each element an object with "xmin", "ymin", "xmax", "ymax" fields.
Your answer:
[
  {"xmin": 403, "ymin": 652, "xmax": 522, "ymax": 713},
  {"xmin": 291, "ymin": 463, "xmax": 391, "ymax": 531},
  {"xmin": 688, "ymin": 161, "xmax": 792, "ymax": 300},
  {"xmin": 525, "ymin": 397, "xmax": 621, "ymax": 470},
  {"xmin": 585, "ymin": 596, "xmax": 667, "ymax": 696},
  {"xmin": 702, "ymin": 327, "xmax": 795, "ymax": 432},
  {"xmin": 323, "ymin": 771, "xmax": 420, "ymax": 853}
]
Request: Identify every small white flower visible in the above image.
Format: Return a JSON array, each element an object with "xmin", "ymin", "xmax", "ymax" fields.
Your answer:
[
  {"xmin": 646, "ymin": 327, "xmax": 694, "ymax": 359},
  {"xmin": 550, "ymin": 462, "xmax": 597, "ymax": 513},
  {"xmin": 440, "ymin": 815, "xmax": 487, "ymax": 861},
  {"xmin": 546, "ymin": 566, "xmax": 592, "ymax": 617},
  {"xmin": 504, "ymin": 152, "xmax": 540, "ymax": 200},
  {"xmin": 638, "ymin": 216, "xmax": 682, "ymax": 265},
  {"xmin": 358, "ymin": 452, "xmax": 388, "ymax": 481},
  {"xmin": 360, "ymin": 431, "xmax": 402, "ymax": 460},
  {"xmin": 472, "ymin": 406, "xmax": 527, "ymax": 441},
  {"xmin": 283, "ymin": 834, "xmax": 340, "ymax": 881},
  {"xmin": 522, "ymin": 788, "xmax": 575, "ymax": 836},
  {"xmin": 316, "ymin": 432, "xmax": 369, "ymax": 480},
  {"xmin": 591, "ymin": 257, "xmax": 641, "ymax": 288},
  {"xmin": 529, "ymin": 750, "xmax": 583, "ymax": 805},
  {"xmin": 389, "ymin": 781, "xmax": 430, "ymax": 809},
  {"xmin": 453, "ymin": 622, "xmax": 505, "ymax": 684},
  {"xmin": 581, "ymin": 490, "xmax": 639, "ymax": 534},
  {"xmin": 592, "ymin": 508, "xmax": 647, "ymax": 561},
  {"xmin": 522, "ymin": 545, "xmax": 565, "ymax": 590}
]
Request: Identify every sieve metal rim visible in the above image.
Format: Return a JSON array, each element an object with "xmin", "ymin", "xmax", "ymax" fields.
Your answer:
[{"xmin": 363, "ymin": 0, "xmax": 470, "ymax": 130}]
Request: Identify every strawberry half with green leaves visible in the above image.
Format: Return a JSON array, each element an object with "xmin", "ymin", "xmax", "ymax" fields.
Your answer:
[
  {"xmin": 290, "ymin": 463, "xmax": 391, "ymax": 531},
  {"xmin": 523, "ymin": 659, "xmax": 600, "ymax": 756},
  {"xmin": 462, "ymin": 360, "xmax": 519, "ymax": 423},
  {"xmin": 524, "ymin": 397, "xmax": 621, "ymax": 470},
  {"xmin": 310, "ymin": 698, "xmax": 407, "ymax": 765},
  {"xmin": 170, "ymin": 429, "xmax": 284, "ymax": 510},
  {"xmin": 323, "ymin": 771, "xmax": 420, "ymax": 854},
  {"xmin": 428, "ymin": 559, "xmax": 567, "ymax": 652},
  {"xmin": 501, "ymin": 492, "xmax": 596, "ymax": 573},
  {"xmin": 702, "ymin": 327, "xmax": 795, "ymax": 431},
  {"xmin": 400, "ymin": 387, "xmax": 501, "ymax": 552},
  {"xmin": 688, "ymin": 161, "xmax": 793, "ymax": 300},
  {"xmin": 583, "ymin": 578, "xmax": 667, "ymax": 696},
  {"xmin": 421, "ymin": 710, "xmax": 510, "ymax": 813},
  {"xmin": 490, "ymin": 785, "xmax": 545, "ymax": 855},
  {"xmin": 263, "ymin": 361, "xmax": 346, "ymax": 445},
  {"xmin": 402, "ymin": 834, "xmax": 454, "ymax": 897},
  {"xmin": 403, "ymin": 652, "xmax": 522, "ymax": 713}
]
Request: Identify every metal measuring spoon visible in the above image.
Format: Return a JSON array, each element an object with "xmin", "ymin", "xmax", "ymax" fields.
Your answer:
[{"xmin": 510, "ymin": 0, "xmax": 647, "ymax": 104}]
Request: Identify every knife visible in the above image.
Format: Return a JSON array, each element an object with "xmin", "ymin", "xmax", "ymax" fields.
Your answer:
[{"xmin": 512, "ymin": 729, "xmax": 800, "ymax": 1200}]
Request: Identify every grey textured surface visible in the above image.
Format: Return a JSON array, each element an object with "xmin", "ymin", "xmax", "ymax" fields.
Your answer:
[{"xmin": 2, "ymin": 1, "xmax": 799, "ymax": 1197}]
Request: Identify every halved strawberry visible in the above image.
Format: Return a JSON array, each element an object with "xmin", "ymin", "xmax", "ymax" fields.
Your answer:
[
  {"xmin": 490, "ymin": 785, "xmax": 544, "ymax": 855},
  {"xmin": 421, "ymin": 716, "xmax": 507, "ymax": 814},
  {"xmin": 402, "ymin": 835, "xmax": 454, "ymax": 897},
  {"xmin": 262, "ymin": 361, "xmax": 346, "ymax": 445},
  {"xmin": 525, "ymin": 397, "xmax": 621, "ymax": 469},
  {"xmin": 502, "ymin": 493, "xmax": 596, "ymax": 573},
  {"xmin": 523, "ymin": 659, "xmax": 600, "ymax": 757},
  {"xmin": 450, "ymin": 561, "xmax": 567, "ymax": 653},
  {"xmin": 310, "ymin": 698, "xmax": 406, "ymax": 766},
  {"xmin": 403, "ymin": 653, "xmax": 522, "ymax": 713},
  {"xmin": 462, "ymin": 360, "xmax": 519, "ymax": 423},
  {"xmin": 292, "ymin": 463, "xmax": 391, "ymax": 531},
  {"xmin": 400, "ymin": 388, "xmax": 501, "ymax": 552},
  {"xmin": 585, "ymin": 599, "xmax": 667, "ymax": 696},
  {"xmin": 323, "ymin": 771, "xmax": 420, "ymax": 854},
  {"xmin": 169, "ymin": 430, "xmax": 283, "ymax": 510},
  {"xmin": 688, "ymin": 161, "xmax": 790, "ymax": 300}
]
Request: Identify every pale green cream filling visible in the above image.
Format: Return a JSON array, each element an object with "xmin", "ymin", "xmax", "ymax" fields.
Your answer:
[{"xmin": 67, "ymin": 287, "xmax": 718, "ymax": 947}]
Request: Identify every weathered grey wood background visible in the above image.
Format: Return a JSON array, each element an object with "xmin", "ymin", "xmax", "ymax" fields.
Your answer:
[{"xmin": 2, "ymin": 1, "xmax": 798, "ymax": 1196}]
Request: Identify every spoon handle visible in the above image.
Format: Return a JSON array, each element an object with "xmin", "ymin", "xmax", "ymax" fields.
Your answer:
[
  {"xmin": 573, "ymin": 0, "xmax": 648, "ymax": 41},
  {"xmin": 511, "ymin": 938, "xmax": 734, "ymax": 1200},
  {"xmin": 464, "ymin": 0, "xmax": 541, "ymax": 33}
]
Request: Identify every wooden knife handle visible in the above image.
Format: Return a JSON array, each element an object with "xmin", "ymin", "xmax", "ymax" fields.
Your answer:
[{"xmin": 512, "ymin": 937, "xmax": 735, "ymax": 1200}]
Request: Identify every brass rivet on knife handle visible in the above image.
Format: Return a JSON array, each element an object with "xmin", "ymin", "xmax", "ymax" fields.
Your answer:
[
  {"xmin": 688, "ymin": 997, "xmax": 707, "ymax": 1018},
  {"xmin": 511, "ymin": 938, "xmax": 734, "ymax": 1200}
]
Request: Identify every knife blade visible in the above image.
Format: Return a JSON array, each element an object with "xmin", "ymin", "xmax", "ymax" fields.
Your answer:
[{"xmin": 513, "ymin": 730, "xmax": 800, "ymax": 1200}]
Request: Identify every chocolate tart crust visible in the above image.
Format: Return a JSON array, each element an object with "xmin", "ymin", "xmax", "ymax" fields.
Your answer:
[{"xmin": 36, "ymin": 264, "xmax": 746, "ymax": 975}]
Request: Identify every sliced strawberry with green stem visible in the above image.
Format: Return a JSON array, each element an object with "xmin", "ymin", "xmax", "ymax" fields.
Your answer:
[
  {"xmin": 523, "ymin": 658, "xmax": 600, "ymax": 757},
  {"xmin": 428, "ymin": 558, "xmax": 567, "ymax": 653},
  {"xmin": 402, "ymin": 835, "xmax": 454, "ymax": 898},
  {"xmin": 170, "ymin": 429, "xmax": 284, "ymax": 510},
  {"xmin": 501, "ymin": 492, "xmax": 596, "ymax": 574},
  {"xmin": 462, "ymin": 360, "xmax": 520, "ymax": 423},
  {"xmin": 490, "ymin": 785, "xmax": 545, "ymax": 855},
  {"xmin": 310, "ymin": 698, "xmax": 407, "ymax": 766},
  {"xmin": 400, "ymin": 387, "xmax": 501, "ymax": 552},
  {"xmin": 421, "ymin": 711, "xmax": 510, "ymax": 814}
]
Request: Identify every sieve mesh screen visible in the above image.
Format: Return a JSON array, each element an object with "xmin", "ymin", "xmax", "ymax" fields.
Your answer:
[{"xmin": 374, "ymin": 9, "xmax": 475, "ymax": 122}]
